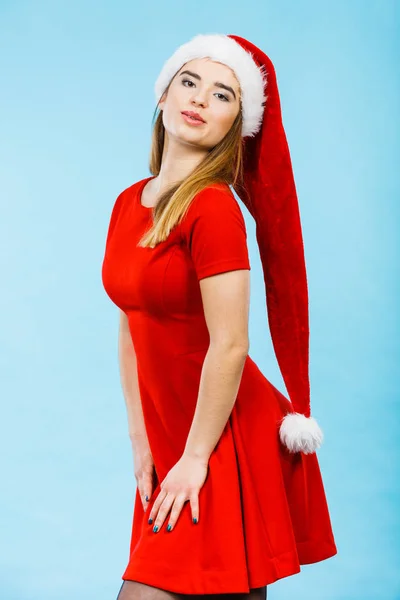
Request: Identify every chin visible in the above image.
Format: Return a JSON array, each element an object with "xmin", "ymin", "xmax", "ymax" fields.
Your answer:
[{"xmin": 174, "ymin": 126, "xmax": 206, "ymax": 144}]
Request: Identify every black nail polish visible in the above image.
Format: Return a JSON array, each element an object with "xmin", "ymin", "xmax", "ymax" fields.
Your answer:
[
  {"xmin": 145, "ymin": 495, "xmax": 149, "ymax": 502},
  {"xmin": 148, "ymin": 518, "xmax": 153, "ymax": 524}
]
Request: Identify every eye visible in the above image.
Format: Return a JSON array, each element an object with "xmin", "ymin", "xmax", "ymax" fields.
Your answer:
[
  {"xmin": 215, "ymin": 92, "xmax": 229, "ymax": 102},
  {"xmin": 182, "ymin": 78, "xmax": 195, "ymax": 88},
  {"xmin": 181, "ymin": 79, "xmax": 230, "ymax": 102}
]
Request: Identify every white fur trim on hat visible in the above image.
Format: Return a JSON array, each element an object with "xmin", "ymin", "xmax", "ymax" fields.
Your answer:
[
  {"xmin": 154, "ymin": 33, "xmax": 267, "ymax": 138},
  {"xmin": 279, "ymin": 412, "xmax": 324, "ymax": 454}
]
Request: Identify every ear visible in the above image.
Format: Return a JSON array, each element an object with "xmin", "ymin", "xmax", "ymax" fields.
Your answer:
[{"xmin": 158, "ymin": 91, "xmax": 167, "ymax": 110}]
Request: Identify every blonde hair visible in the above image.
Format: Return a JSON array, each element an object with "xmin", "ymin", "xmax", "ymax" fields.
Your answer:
[{"xmin": 139, "ymin": 78, "xmax": 245, "ymax": 248}]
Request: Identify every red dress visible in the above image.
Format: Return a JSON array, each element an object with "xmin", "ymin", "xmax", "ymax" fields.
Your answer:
[{"xmin": 101, "ymin": 176, "xmax": 337, "ymax": 595}]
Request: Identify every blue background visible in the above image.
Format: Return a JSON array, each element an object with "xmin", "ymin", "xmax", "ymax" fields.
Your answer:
[{"xmin": 1, "ymin": 1, "xmax": 398, "ymax": 599}]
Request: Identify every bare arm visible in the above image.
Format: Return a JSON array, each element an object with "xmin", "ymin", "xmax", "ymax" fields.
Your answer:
[
  {"xmin": 183, "ymin": 269, "xmax": 250, "ymax": 463},
  {"xmin": 119, "ymin": 309, "xmax": 154, "ymax": 508},
  {"xmin": 118, "ymin": 310, "xmax": 150, "ymax": 450}
]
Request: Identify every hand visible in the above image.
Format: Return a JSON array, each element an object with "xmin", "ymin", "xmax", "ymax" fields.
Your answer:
[
  {"xmin": 132, "ymin": 440, "xmax": 155, "ymax": 511},
  {"xmin": 149, "ymin": 453, "xmax": 209, "ymax": 532}
]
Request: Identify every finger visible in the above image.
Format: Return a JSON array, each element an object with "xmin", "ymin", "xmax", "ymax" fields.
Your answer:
[
  {"xmin": 190, "ymin": 492, "xmax": 200, "ymax": 524},
  {"xmin": 136, "ymin": 482, "xmax": 145, "ymax": 511},
  {"xmin": 148, "ymin": 488, "xmax": 168, "ymax": 525},
  {"xmin": 139, "ymin": 473, "xmax": 153, "ymax": 511},
  {"xmin": 142, "ymin": 471, "xmax": 154, "ymax": 507},
  {"xmin": 137, "ymin": 479, "xmax": 146, "ymax": 511},
  {"xmin": 165, "ymin": 494, "xmax": 187, "ymax": 532},
  {"xmin": 153, "ymin": 492, "xmax": 175, "ymax": 532}
]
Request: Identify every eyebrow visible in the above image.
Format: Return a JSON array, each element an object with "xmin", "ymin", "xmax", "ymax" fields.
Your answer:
[{"xmin": 179, "ymin": 69, "xmax": 237, "ymax": 100}]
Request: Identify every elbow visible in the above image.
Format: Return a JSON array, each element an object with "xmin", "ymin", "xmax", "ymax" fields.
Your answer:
[{"xmin": 210, "ymin": 337, "xmax": 250, "ymax": 357}]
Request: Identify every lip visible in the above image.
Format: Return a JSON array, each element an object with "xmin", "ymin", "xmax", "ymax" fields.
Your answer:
[{"xmin": 181, "ymin": 111, "xmax": 206, "ymax": 124}]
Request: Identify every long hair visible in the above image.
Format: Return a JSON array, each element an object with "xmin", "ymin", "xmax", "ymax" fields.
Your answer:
[{"xmin": 139, "ymin": 78, "xmax": 245, "ymax": 248}]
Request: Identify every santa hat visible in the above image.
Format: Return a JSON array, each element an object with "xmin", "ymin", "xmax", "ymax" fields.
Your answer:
[{"xmin": 154, "ymin": 33, "xmax": 324, "ymax": 454}]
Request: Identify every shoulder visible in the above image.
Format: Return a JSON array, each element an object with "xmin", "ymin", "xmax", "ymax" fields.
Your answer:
[
  {"xmin": 188, "ymin": 183, "xmax": 241, "ymax": 215},
  {"xmin": 108, "ymin": 176, "xmax": 148, "ymax": 216},
  {"xmin": 179, "ymin": 183, "xmax": 250, "ymax": 280},
  {"xmin": 104, "ymin": 177, "xmax": 146, "ymax": 245},
  {"xmin": 180, "ymin": 183, "xmax": 247, "ymax": 239},
  {"xmin": 113, "ymin": 177, "xmax": 148, "ymax": 205}
]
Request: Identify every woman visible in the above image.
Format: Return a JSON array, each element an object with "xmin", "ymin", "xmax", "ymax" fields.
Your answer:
[{"xmin": 102, "ymin": 33, "xmax": 337, "ymax": 600}]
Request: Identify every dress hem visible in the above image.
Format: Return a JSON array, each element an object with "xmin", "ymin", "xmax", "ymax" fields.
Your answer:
[{"xmin": 121, "ymin": 540, "xmax": 337, "ymax": 594}]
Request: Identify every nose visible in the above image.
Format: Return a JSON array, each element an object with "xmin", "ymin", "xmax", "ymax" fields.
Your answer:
[
  {"xmin": 191, "ymin": 99, "xmax": 207, "ymax": 110},
  {"xmin": 190, "ymin": 92, "xmax": 208, "ymax": 108}
]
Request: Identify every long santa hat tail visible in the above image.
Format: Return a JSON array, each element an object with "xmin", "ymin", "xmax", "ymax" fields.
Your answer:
[{"xmin": 155, "ymin": 33, "xmax": 324, "ymax": 454}]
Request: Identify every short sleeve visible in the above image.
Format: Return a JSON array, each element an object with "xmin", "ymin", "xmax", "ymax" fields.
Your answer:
[{"xmin": 180, "ymin": 185, "xmax": 251, "ymax": 280}]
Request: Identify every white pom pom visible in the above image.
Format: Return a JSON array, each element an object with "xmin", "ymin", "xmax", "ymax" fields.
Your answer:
[{"xmin": 279, "ymin": 412, "xmax": 324, "ymax": 454}]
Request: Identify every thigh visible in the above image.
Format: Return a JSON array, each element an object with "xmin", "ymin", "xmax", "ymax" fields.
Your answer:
[
  {"xmin": 190, "ymin": 585, "xmax": 267, "ymax": 600},
  {"xmin": 116, "ymin": 581, "xmax": 267, "ymax": 600},
  {"xmin": 116, "ymin": 580, "xmax": 183, "ymax": 600},
  {"xmin": 213, "ymin": 586, "xmax": 267, "ymax": 600},
  {"xmin": 247, "ymin": 586, "xmax": 267, "ymax": 600}
]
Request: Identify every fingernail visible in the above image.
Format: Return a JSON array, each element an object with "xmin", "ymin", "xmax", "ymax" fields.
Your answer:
[
  {"xmin": 153, "ymin": 525, "xmax": 159, "ymax": 533},
  {"xmin": 167, "ymin": 524, "xmax": 172, "ymax": 532},
  {"xmin": 145, "ymin": 495, "xmax": 149, "ymax": 502},
  {"xmin": 193, "ymin": 517, "xmax": 198, "ymax": 524},
  {"xmin": 148, "ymin": 518, "xmax": 153, "ymax": 524}
]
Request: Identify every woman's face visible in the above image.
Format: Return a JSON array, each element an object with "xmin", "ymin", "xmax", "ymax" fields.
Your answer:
[{"xmin": 159, "ymin": 58, "xmax": 241, "ymax": 149}]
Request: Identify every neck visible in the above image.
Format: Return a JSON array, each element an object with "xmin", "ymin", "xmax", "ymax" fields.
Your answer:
[{"xmin": 153, "ymin": 132, "xmax": 209, "ymax": 193}]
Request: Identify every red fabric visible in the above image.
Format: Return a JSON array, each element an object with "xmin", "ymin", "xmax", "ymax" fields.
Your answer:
[
  {"xmin": 181, "ymin": 183, "xmax": 251, "ymax": 280},
  {"xmin": 229, "ymin": 34, "xmax": 311, "ymax": 418},
  {"xmin": 101, "ymin": 177, "xmax": 337, "ymax": 595}
]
